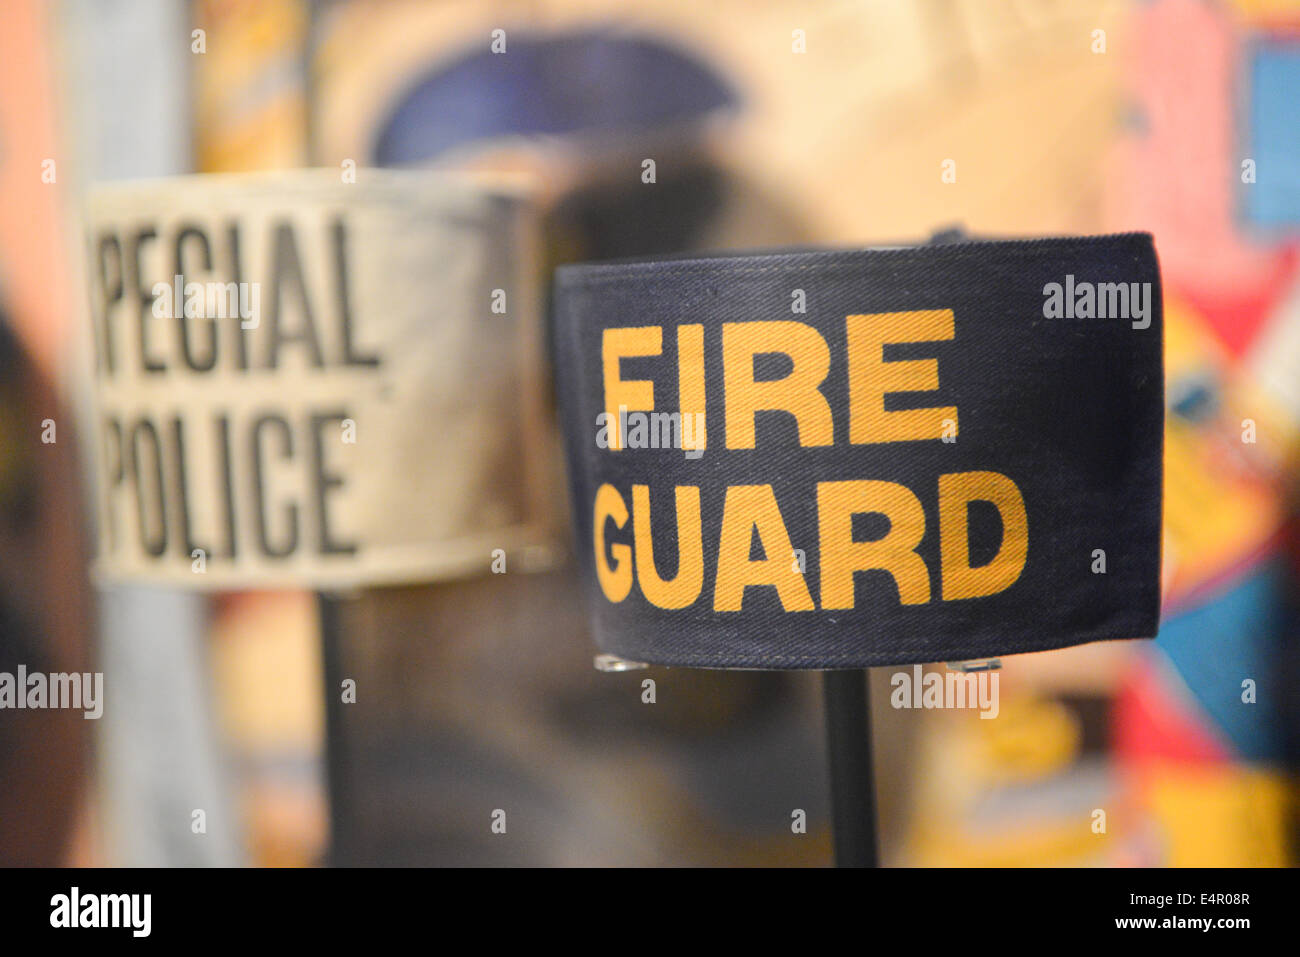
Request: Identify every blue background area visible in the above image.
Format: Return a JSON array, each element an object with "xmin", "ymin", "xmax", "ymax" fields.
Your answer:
[
  {"xmin": 1154, "ymin": 559, "xmax": 1287, "ymax": 761},
  {"xmin": 1244, "ymin": 40, "xmax": 1300, "ymax": 231},
  {"xmin": 374, "ymin": 31, "xmax": 738, "ymax": 165}
]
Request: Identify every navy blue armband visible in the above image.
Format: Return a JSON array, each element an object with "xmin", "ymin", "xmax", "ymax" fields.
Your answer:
[{"xmin": 552, "ymin": 234, "xmax": 1163, "ymax": 669}]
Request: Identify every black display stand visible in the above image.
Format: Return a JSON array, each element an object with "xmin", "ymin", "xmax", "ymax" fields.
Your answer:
[
  {"xmin": 822, "ymin": 668, "xmax": 879, "ymax": 867},
  {"xmin": 318, "ymin": 592, "xmax": 354, "ymax": 865}
]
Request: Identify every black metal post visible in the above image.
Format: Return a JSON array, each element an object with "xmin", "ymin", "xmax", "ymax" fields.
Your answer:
[
  {"xmin": 318, "ymin": 592, "xmax": 353, "ymax": 865},
  {"xmin": 822, "ymin": 668, "xmax": 879, "ymax": 867}
]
